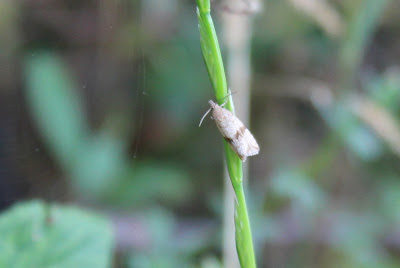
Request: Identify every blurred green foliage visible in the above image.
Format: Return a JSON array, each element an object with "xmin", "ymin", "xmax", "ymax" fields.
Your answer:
[
  {"xmin": 1, "ymin": 0, "xmax": 400, "ymax": 267},
  {"xmin": 24, "ymin": 52, "xmax": 194, "ymax": 207},
  {"xmin": 0, "ymin": 201, "xmax": 113, "ymax": 268}
]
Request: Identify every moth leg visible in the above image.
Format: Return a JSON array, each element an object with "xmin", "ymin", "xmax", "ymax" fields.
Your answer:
[
  {"xmin": 220, "ymin": 89, "xmax": 238, "ymax": 107},
  {"xmin": 218, "ymin": 89, "xmax": 236, "ymax": 105},
  {"xmin": 220, "ymin": 99, "xmax": 229, "ymax": 107}
]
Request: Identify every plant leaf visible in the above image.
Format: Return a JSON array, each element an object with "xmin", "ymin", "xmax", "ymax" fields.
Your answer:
[{"xmin": 0, "ymin": 201, "xmax": 114, "ymax": 268}]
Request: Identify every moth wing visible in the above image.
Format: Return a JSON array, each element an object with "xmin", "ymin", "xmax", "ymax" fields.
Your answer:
[
  {"xmin": 212, "ymin": 107, "xmax": 238, "ymax": 138},
  {"xmin": 246, "ymin": 129, "xmax": 260, "ymax": 156},
  {"xmin": 218, "ymin": 116, "xmax": 248, "ymax": 161},
  {"xmin": 246, "ymin": 141, "xmax": 260, "ymax": 156},
  {"xmin": 212, "ymin": 106, "xmax": 259, "ymax": 161},
  {"xmin": 234, "ymin": 128, "xmax": 260, "ymax": 157}
]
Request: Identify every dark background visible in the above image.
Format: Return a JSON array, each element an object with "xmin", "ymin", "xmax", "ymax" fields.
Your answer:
[{"xmin": 1, "ymin": 0, "xmax": 400, "ymax": 267}]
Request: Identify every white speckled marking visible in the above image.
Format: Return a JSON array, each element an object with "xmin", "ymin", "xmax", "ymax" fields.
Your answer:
[{"xmin": 208, "ymin": 100, "xmax": 259, "ymax": 162}]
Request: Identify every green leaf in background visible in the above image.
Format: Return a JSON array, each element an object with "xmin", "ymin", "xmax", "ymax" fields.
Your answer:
[
  {"xmin": 339, "ymin": 0, "xmax": 389, "ymax": 88},
  {"xmin": 24, "ymin": 52, "xmax": 127, "ymax": 197},
  {"xmin": 24, "ymin": 52, "xmax": 89, "ymax": 169},
  {"xmin": 71, "ymin": 133, "xmax": 126, "ymax": 196},
  {"xmin": 270, "ymin": 169, "xmax": 326, "ymax": 212},
  {"xmin": 366, "ymin": 68, "xmax": 400, "ymax": 114},
  {"xmin": 110, "ymin": 161, "xmax": 193, "ymax": 206},
  {"xmin": 316, "ymin": 99, "xmax": 384, "ymax": 161},
  {"xmin": 0, "ymin": 200, "xmax": 114, "ymax": 268}
]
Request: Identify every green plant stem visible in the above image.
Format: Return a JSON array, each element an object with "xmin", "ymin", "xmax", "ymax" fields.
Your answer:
[
  {"xmin": 196, "ymin": 0, "xmax": 231, "ymax": 110},
  {"xmin": 195, "ymin": 0, "xmax": 256, "ymax": 267},
  {"xmin": 234, "ymin": 183, "xmax": 256, "ymax": 268}
]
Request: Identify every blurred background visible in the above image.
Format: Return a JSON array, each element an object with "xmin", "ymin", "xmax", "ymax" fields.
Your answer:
[{"xmin": 1, "ymin": 0, "xmax": 400, "ymax": 267}]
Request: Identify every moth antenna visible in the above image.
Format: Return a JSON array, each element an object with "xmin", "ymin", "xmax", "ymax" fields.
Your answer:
[
  {"xmin": 220, "ymin": 99, "xmax": 229, "ymax": 107},
  {"xmin": 199, "ymin": 107, "xmax": 212, "ymax": 127},
  {"xmin": 218, "ymin": 89, "xmax": 238, "ymax": 103}
]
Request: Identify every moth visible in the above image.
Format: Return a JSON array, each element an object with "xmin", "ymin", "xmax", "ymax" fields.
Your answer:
[{"xmin": 199, "ymin": 100, "xmax": 260, "ymax": 162}]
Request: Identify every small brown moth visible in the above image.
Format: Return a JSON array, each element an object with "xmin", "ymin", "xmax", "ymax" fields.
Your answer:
[{"xmin": 199, "ymin": 100, "xmax": 260, "ymax": 162}]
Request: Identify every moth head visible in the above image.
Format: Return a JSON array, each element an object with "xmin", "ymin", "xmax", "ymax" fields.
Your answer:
[{"xmin": 208, "ymin": 100, "xmax": 217, "ymax": 108}]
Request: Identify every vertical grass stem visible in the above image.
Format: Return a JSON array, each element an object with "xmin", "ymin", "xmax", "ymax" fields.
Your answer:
[{"xmin": 195, "ymin": 0, "xmax": 256, "ymax": 267}]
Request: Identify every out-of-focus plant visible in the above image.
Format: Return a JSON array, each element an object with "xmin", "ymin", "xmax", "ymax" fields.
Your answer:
[
  {"xmin": 250, "ymin": 0, "xmax": 399, "ymax": 267},
  {"xmin": 195, "ymin": 0, "xmax": 256, "ymax": 267},
  {"xmin": 127, "ymin": 207, "xmax": 214, "ymax": 268},
  {"xmin": 24, "ymin": 52, "xmax": 194, "ymax": 206},
  {"xmin": 339, "ymin": 0, "xmax": 389, "ymax": 90},
  {"xmin": 315, "ymin": 0, "xmax": 391, "ymax": 164},
  {"xmin": 0, "ymin": 201, "xmax": 113, "ymax": 268}
]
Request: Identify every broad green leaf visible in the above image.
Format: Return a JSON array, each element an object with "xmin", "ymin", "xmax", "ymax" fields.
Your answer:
[
  {"xmin": 109, "ymin": 161, "xmax": 193, "ymax": 206},
  {"xmin": 24, "ymin": 52, "xmax": 127, "ymax": 197},
  {"xmin": 0, "ymin": 200, "xmax": 114, "ymax": 268},
  {"xmin": 24, "ymin": 52, "xmax": 89, "ymax": 169},
  {"xmin": 71, "ymin": 132, "xmax": 126, "ymax": 196}
]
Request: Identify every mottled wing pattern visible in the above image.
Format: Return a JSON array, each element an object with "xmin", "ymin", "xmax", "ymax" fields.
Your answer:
[
  {"xmin": 237, "ymin": 127, "xmax": 259, "ymax": 156},
  {"xmin": 212, "ymin": 105, "xmax": 260, "ymax": 162},
  {"xmin": 230, "ymin": 123, "xmax": 259, "ymax": 159}
]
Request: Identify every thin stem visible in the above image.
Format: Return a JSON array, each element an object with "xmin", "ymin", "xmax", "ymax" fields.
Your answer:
[
  {"xmin": 234, "ymin": 183, "xmax": 256, "ymax": 268},
  {"xmin": 196, "ymin": 0, "xmax": 231, "ymax": 110},
  {"xmin": 221, "ymin": 4, "xmax": 256, "ymax": 267},
  {"xmin": 195, "ymin": 0, "xmax": 256, "ymax": 267}
]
